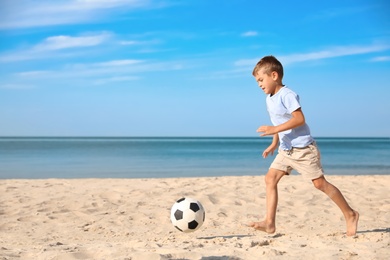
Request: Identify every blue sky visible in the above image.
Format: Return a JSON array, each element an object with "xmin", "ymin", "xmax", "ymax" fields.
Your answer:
[{"xmin": 0, "ymin": 0, "xmax": 389, "ymax": 137}]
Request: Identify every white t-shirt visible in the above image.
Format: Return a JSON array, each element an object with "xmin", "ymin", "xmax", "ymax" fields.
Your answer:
[{"xmin": 266, "ymin": 86, "xmax": 313, "ymax": 150}]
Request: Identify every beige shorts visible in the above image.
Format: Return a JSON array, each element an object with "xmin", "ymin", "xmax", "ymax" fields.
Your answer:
[{"xmin": 270, "ymin": 142, "xmax": 324, "ymax": 180}]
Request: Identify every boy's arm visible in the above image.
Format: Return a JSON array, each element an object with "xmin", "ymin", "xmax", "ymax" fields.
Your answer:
[
  {"xmin": 270, "ymin": 133, "xmax": 279, "ymax": 146},
  {"xmin": 257, "ymin": 108, "xmax": 305, "ymax": 136},
  {"xmin": 262, "ymin": 133, "xmax": 279, "ymax": 158}
]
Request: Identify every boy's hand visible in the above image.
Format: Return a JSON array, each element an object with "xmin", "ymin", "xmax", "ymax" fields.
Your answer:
[
  {"xmin": 257, "ymin": 125, "xmax": 277, "ymax": 136},
  {"xmin": 262, "ymin": 145, "xmax": 276, "ymax": 158}
]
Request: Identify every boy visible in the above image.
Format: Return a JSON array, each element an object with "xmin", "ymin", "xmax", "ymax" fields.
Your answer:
[{"xmin": 249, "ymin": 55, "xmax": 359, "ymax": 236}]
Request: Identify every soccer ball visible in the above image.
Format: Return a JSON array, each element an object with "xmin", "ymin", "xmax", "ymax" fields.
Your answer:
[{"xmin": 170, "ymin": 197, "xmax": 205, "ymax": 233}]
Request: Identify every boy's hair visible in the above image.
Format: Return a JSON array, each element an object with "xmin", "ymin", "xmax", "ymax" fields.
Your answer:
[{"xmin": 252, "ymin": 55, "xmax": 284, "ymax": 79}]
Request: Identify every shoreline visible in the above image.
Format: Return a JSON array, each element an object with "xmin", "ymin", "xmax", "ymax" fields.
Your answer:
[
  {"xmin": 1, "ymin": 173, "xmax": 389, "ymax": 181},
  {"xmin": 1, "ymin": 175, "xmax": 389, "ymax": 259}
]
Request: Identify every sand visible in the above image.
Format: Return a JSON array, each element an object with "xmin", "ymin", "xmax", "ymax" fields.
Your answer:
[{"xmin": 1, "ymin": 175, "xmax": 389, "ymax": 260}]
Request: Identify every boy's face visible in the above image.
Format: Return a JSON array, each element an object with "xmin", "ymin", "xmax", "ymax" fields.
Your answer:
[{"xmin": 254, "ymin": 68, "xmax": 279, "ymax": 95}]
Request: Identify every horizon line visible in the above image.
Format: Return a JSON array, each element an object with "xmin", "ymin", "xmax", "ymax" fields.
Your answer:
[{"xmin": 0, "ymin": 136, "xmax": 388, "ymax": 139}]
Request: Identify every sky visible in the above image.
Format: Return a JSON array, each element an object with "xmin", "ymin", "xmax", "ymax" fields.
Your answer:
[{"xmin": 0, "ymin": 0, "xmax": 389, "ymax": 137}]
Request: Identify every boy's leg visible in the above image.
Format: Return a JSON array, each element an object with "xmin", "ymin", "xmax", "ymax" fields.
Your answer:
[
  {"xmin": 312, "ymin": 176, "xmax": 359, "ymax": 236},
  {"xmin": 249, "ymin": 168, "xmax": 286, "ymax": 233}
]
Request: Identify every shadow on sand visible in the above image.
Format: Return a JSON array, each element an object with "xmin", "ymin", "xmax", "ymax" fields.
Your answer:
[
  {"xmin": 197, "ymin": 232, "xmax": 284, "ymax": 240},
  {"xmin": 357, "ymin": 227, "xmax": 390, "ymax": 234},
  {"xmin": 197, "ymin": 234, "xmax": 253, "ymax": 240}
]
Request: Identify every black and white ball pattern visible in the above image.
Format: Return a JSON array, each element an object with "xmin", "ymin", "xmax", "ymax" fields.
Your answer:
[{"xmin": 170, "ymin": 197, "xmax": 205, "ymax": 233}]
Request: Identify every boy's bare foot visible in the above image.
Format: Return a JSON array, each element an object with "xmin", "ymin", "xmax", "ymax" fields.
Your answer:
[
  {"xmin": 346, "ymin": 210, "xmax": 359, "ymax": 236},
  {"xmin": 247, "ymin": 221, "xmax": 276, "ymax": 234}
]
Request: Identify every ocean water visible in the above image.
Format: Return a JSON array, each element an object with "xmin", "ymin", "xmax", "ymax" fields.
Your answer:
[{"xmin": 0, "ymin": 137, "xmax": 389, "ymax": 179}]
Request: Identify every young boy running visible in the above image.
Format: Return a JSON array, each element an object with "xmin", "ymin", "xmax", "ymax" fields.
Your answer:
[{"xmin": 249, "ymin": 55, "xmax": 359, "ymax": 236}]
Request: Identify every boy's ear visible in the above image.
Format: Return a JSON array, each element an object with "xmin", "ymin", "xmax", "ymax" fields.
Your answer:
[{"xmin": 271, "ymin": 71, "xmax": 279, "ymax": 81}]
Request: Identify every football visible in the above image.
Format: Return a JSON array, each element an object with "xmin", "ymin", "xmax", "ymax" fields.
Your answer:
[{"xmin": 170, "ymin": 197, "xmax": 205, "ymax": 233}]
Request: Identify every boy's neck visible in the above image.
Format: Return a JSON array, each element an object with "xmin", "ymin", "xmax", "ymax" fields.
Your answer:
[{"xmin": 271, "ymin": 84, "xmax": 285, "ymax": 96}]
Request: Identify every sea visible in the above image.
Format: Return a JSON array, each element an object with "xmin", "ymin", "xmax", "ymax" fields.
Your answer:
[{"xmin": 0, "ymin": 137, "xmax": 389, "ymax": 179}]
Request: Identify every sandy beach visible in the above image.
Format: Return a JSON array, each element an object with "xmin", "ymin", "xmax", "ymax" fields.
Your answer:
[{"xmin": 1, "ymin": 175, "xmax": 389, "ymax": 260}]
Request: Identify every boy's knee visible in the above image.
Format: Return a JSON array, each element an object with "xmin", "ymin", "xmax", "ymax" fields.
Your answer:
[
  {"xmin": 264, "ymin": 174, "xmax": 274, "ymax": 186},
  {"xmin": 264, "ymin": 169, "xmax": 285, "ymax": 186},
  {"xmin": 312, "ymin": 177, "xmax": 327, "ymax": 191}
]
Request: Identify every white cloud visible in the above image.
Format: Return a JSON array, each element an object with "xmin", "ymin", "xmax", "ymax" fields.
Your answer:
[
  {"xmin": 0, "ymin": 0, "xmax": 150, "ymax": 29},
  {"xmin": 119, "ymin": 41, "xmax": 139, "ymax": 45},
  {"xmin": 16, "ymin": 70, "xmax": 51, "ymax": 77},
  {"xmin": 370, "ymin": 56, "xmax": 390, "ymax": 62},
  {"xmin": 280, "ymin": 44, "xmax": 390, "ymax": 65},
  {"xmin": 241, "ymin": 31, "xmax": 258, "ymax": 37},
  {"xmin": 0, "ymin": 83, "xmax": 34, "ymax": 89},
  {"xmin": 92, "ymin": 76, "xmax": 140, "ymax": 85},
  {"xmin": 34, "ymin": 33, "xmax": 112, "ymax": 51},
  {"xmin": 8, "ymin": 58, "xmax": 185, "ymax": 88},
  {"xmin": 95, "ymin": 59, "xmax": 143, "ymax": 67},
  {"xmin": 73, "ymin": 0, "xmax": 145, "ymax": 9},
  {"xmin": 234, "ymin": 43, "xmax": 390, "ymax": 67},
  {"xmin": 119, "ymin": 39, "xmax": 162, "ymax": 45},
  {"xmin": 0, "ymin": 32, "xmax": 111, "ymax": 62}
]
